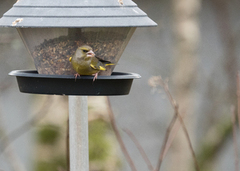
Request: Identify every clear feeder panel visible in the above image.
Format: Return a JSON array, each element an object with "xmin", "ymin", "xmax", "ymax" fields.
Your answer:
[{"xmin": 17, "ymin": 27, "xmax": 136, "ymax": 75}]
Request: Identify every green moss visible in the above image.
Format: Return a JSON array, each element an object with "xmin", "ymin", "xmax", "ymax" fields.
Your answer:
[
  {"xmin": 35, "ymin": 156, "xmax": 66, "ymax": 171},
  {"xmin": 35, "ymin": 161, "xmax": 53, "ymax": 171},
  {"xmin": 89, "ymin": 119, "xmax": 111, "ymax": 162},
  {"xmin": 197, "ymin": 119, "xmax": 232, "ymax": 170},
  {"xmin": 36, "ymin": 124, "xmax": 61, "ymax": 145}
]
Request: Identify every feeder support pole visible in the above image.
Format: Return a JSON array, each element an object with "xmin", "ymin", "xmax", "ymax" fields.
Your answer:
[{"xmin": 68, "ymin": 96, "xmax": 89, "ymax": 171}]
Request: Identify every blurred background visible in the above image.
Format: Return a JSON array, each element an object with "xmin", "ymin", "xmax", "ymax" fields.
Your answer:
[{"xmin": 1, "ymin": 0, "xmax": 240, "ymax": 171}]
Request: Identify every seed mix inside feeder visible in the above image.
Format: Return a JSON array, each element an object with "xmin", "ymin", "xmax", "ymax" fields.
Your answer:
[{"xmin": 18, "ymin": 27, "xmax": 135, "ymax": 75}]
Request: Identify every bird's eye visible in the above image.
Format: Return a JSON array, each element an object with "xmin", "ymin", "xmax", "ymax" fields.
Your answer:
[{"xmin": 83, "ymin": 50, "xmax": 88, "ymax": 53}]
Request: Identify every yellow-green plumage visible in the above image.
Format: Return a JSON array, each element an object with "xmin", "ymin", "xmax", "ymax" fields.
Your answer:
[{"xmin": 69, "ymin": 45, "xmax": 114, "ymax": 80}]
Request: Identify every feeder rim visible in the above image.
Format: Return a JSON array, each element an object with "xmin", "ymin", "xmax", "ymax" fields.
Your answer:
[{"xmin": 9, "ymin": 70, "xmax": 141, "ymax": 80}]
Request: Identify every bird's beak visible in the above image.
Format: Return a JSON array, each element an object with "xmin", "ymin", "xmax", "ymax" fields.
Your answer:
[{"xmin": 87, "ymin": 50, "xmax": 95, "ymax": 57}]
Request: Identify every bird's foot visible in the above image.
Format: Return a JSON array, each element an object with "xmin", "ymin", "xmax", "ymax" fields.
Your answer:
[
  {"xmin": 93, "ymin": 73, "xmax": 98, "ymax": 82},
  {"xmin": 74, "ymin": 73, "xmax": 80, "ymax": 81}
]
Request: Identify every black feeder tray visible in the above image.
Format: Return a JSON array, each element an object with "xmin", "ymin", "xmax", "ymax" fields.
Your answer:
[{"xmin": 9, "ymin": 70, "xmax": 141, "ymax": 96}]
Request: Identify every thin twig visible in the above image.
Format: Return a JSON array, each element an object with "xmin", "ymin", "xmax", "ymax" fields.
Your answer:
[
  {"xmin": 237, "ymin": 71, "xmax": 240, "ymax": 128},
  {"xmin": 106, "ymin": 97, "xmax": 137, "ymax": 171},
  {"xmin": 163, "ymin": 80, "xmax": 200, "ymax": 171},
  {"xmin": 123, "ymin": 128, "xmax": 154, "ymax": 171},
  {"xmin": 1, "ymin": 135, "xmax": 27, "ymax": 171},
  {"xmin": 153, "ymin": 77, "xmax": 200, "ymax": 171},
  {"xmin": 0, "ymin": 96, "xmax": 54, "ymax": 153},
  {"xmin": 177, "ymin": 111, "xmax": 200, "ymax": 171},
  {"xmin": 162, "ymin": 115, "xmax": 182, "ymax": 158},
  {"xmin": 66, "ymin": 118, "xmax": 70, "ymax": 171},
  {"xmin": 155, "ymin": 113, "xmax": 178, "ymax": 171},
  {"xmin": 231, "ymin": 105, "xmax": 239, "ymax": 171},
  {"xmin": 0, "ymin": 79, "xmax": 28, "ymax": 171},
  {"xmin": 163, "ymin": 82, "xmax": 200, "ymax": 171},
  {"xmin": 0, "ymin": 103, "xmax": 27, "ymax": 171}
]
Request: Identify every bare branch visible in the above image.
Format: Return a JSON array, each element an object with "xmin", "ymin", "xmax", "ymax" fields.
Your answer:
[
  {"xmin": 66, "ymin": 118, "xmax": 70, "ymax": 171},
  {"xmin": 155, "ymin": 113, "xmax": 178, "ymax": 171},
  {"xmin": 150, "ymin": 76, "xmax": 200, "ymax": 171},
  {"xmin": 123, "ymin": 128, "xmax": 154, "ymax": 171},
  {"xmin": 0, "ymin": 105, "xmax": 27, "ymax": 171},
  {"xmin": 162, "ymin": 116, "xmax": 182, "ymax": 158},
  {"xmin": 163, "ymin": 80, "xmax": 199, "ymax": 171},
  {"xmin": 177, "ymin": 110, "xmax": 200, "ymax": 171},
  {"xmin": 0, "ymin": 96, "xmax": 54, "ymax": 153},
  {"xmin": 237, "ymin": 71, "xmax": 240, "ymax": 129},
  {"xmin": 231, "ymin": 106, "xmax": 239, "ymax": 171},
  {"xmin": 106, "ymin": 97, "xmax": 137, "ymax": 171}
]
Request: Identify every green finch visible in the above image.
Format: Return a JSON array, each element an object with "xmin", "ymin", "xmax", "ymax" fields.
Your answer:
[{"xmin": 69, "ymin": 45, "xmax": 114, "ymax": 81}]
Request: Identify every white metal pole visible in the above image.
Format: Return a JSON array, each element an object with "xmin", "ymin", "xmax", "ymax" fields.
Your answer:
[{"xmin": 68, "ymin": 96, "xmax": 89, "ymax": 171}]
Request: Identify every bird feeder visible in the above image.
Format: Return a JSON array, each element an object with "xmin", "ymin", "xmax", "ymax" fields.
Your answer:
[
  {"xmin": 0, "ymin": 0, "xmax": 156, "ymax": 170},
  {"xmin": 0, "ymin": 0, "xmax": 156, "ymax": 95}
]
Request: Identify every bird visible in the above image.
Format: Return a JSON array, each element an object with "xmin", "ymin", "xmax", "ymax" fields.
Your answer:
[{"xmin": 69, "ymin": 45, "xmax": 114, "ymax": 81}]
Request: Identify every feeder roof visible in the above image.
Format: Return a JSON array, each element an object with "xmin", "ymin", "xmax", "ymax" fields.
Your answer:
[{"xmin": 0, "ymin": 0, "xmax": 157, "ymax": 28}]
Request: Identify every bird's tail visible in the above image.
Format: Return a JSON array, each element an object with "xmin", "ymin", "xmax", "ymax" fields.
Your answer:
[{"xmin": 105, "ymin": 63, "xmax": 115, "ymax": 66}]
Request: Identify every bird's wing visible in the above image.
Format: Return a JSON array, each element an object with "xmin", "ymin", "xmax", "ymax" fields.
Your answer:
[
  {"xmin": 95, "ymin": 56, "xmax": 113, "ymax": 64},
  {"xmin": 90, "ymin": 57, "xmax": 106, "ymax": 71}
]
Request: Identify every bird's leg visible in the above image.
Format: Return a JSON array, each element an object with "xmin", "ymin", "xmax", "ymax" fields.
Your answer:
[
  {"xmin": 74, "ymin": 73, "xmax": 80, "ymax": 81},
  {"xmin": 93, "ymin": 73, "xmax": 98, "ymax": 82}
]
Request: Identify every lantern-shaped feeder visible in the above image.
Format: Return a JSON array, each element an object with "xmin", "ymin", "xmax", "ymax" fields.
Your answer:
[
  {"xmin": 0, "ymin": 0, "xmax": 157, "ymax": 170},
  {"xmin": 0, "ymin": 0, "xmax": 157, "ymax": 95}
]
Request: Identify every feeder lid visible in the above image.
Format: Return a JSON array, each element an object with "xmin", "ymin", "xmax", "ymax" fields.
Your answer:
[{"xmin": 0, "ymin": 0, "xmax": 157, "ymax": 28}]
